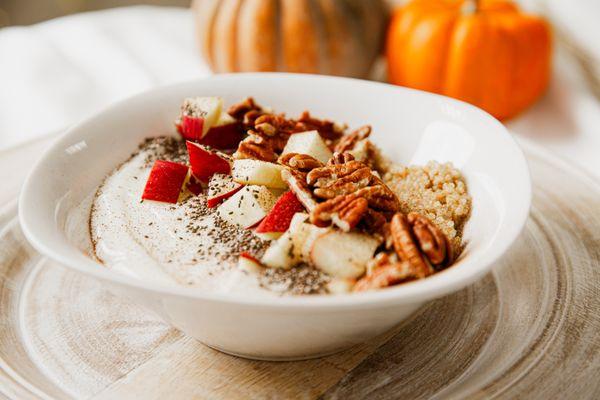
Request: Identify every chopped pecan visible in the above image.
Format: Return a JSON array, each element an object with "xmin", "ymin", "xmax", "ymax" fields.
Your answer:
[
  {"xmin": 233, "ymin": 136, "xmax": 277, "ymax": 162},
  {"xmin": 296, "ymin": 111, "xmax": 345, "ymax": 141},
  {"xmin": 389, "ymin": 213, "xmax": 432, "ymax": 278},
  {"xmin": 243, "ymin": 110, "xmax": 264, "ymax": 129},
  {"xmin": 228, "ymin": 97, "xmax": 262, "ymax": 120},
  {"xmin": 329, "ymin": 152, "xmax": 355, "ymax": 165},
  {"xmin": 359, "ymin": 209, "xmax": 388, "ymax": 234},
  {"xmin": 278, "ymin": 153, "xmax": 323, "ymax": 171},
  {"xmin": 354, "ymin": 259, "xmax": 417, "ymax": 292},
  {"xmin": 407, "ymin": 212, "xmax": 453, "ymax": 268},
  {"xmin": 307, "ymin": 160, "xmax": 368, "ymax": 187},
  {"xmin": 281, "ymin": 169, "xmax": 318, "ymax": 211},
  {"xmin": 334, "ymin": 125, "xmax": 371, "ymax": 154},
  {"xmin": 353, "ymin": 185, "xmax": 399, "ymax": 212},
  {"xmin": 312, "ymin": 167, "xmax": 372, "ymax": 199},
  {"xmin": 310, "ymin": 193, "xmax": 368, "ymax": 231}
]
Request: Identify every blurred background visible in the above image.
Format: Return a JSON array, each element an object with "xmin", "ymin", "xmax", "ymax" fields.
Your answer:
[
  {"xmin": 0, "ymin": 0, "xmax": 599, "ymax": 177},
  {"xmin": 0, "ymin": 0, "xmax": 187, "ymax": 26}
]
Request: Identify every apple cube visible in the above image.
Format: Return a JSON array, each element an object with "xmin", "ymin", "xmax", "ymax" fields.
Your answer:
[
  {"xmin": 199, "ymin": 112, "xmax": 243, "ymax": 150},
  {"xmin": 207, "ymin": 173, "xmax": 243, "ymax": 208},
  {"xmin": 142, "ymin": 160, "xmax": 189, "ymax": 203},
  {"xmin": 176, "ymin": 97, "xmax": 223, "ymax": 141},
  {"xmin": 281, "ymin": 130, "xmax": 332, "ymax": 164},
  {"xmin": 238, "ymin": 252, "xmax": 264, "ymax": 274},
  {"xmin": 310, "ymin": 231, "xmax": 380, "ymax": 279},
  {"xmin": 187, "ymin": 141, "xmax": 231, "ymax": 183},
  {"xmin": 260, "ymin": 214, "xmax": 328, "ymax": 269},
  {"xmin": 255, "ymin": 191, "xmax": 305, "ymax": 235},
  {"xmin": 292, "ymin": 221, "xmax": 329, "ymax": 262},
  {"xmin": 217, "ymin": 185, "xmax": 278, "ymax": 228},
  {"xmin": 184, "ymin": 173, "xmax": 203, "ymax": 196},
  {"xmin": 261, "ymin": 232, "xmax": 297, "ymax": 269},
  {"xmin": 232, "ymin": 159, "xmax": 287, "ymax": 189}
]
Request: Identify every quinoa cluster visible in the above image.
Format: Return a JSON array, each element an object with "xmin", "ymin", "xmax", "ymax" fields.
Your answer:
[{"xmin": 384, "ymin": 161, "xmax": 471, "ymax": 255}]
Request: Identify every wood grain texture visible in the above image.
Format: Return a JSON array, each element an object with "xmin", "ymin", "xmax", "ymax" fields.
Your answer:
[{"xmin": 0, "ymin": 140, "xmax": 599, "ymax": 399}]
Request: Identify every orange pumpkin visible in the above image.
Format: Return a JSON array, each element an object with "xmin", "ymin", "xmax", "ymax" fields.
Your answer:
[
  {"xmin": 386, "ymin": 0, "xmax": 552, "ymax": 120},
  {"xmin": 193, "ymin": 0, "xmax": 388, "ymax": 78}
]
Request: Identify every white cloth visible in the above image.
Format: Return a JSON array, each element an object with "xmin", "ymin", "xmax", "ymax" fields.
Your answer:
[
  {"xmin": 0, "ymin": 6, "xmax": 210, "ymax": 150},
  {"xmin": 0, "ymin": 5, "xmax": 599, "ymax": 177}
]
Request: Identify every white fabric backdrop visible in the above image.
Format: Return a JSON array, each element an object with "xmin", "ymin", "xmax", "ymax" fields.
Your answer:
[
  {"xmin": 0, "ymin": 6, "xmax": 210, "ymax": 150},
  {"xmin": 0, "ymin": 5, "xmax": 599, "ymax": 176}
]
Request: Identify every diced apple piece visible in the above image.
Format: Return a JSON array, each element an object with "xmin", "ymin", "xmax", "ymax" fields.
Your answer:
[
  {"xmin": 261, "ymin": 232, "xmax": 296, "ymax": 269},
  {"xmin": 200, "ymin": 112, "xmax": 243, "ymax": 150},
  {"xmin": 179, "ymin": 115, "xmax": 204, "ymax": 141},
  {"xmin": 142, "ymin": 160, "xmax": 189, "ymax": 203},
  {"xmin": 217, "ymin": 185, "xmax": 278, "ymax": 228},
  {"xmin": 182, "ymin": 172, "xmax": 203, "ymax": 196},
  {"xmin": 187, "ymin": 141, "xmax": 231, "ymax": 183},
  {"xmin": 292, "ymin": 221, "xmax": 329, "ymax": 262},
  {"xmin": 207, "ymin": 173, "xmax": 243, "ymax": 208},
  {"xmin": 326, "ymin": 278, "xmax": 356, "ymax": 294},
  {"xmin": 288, "ymin": 212, "xmax": 309, "ymax": 230},
  {"xmin": 281, "ymin": 130, "xmax": 332, "ymax": 164},
  {"xmin": 310, "ymin": 231, "xmax": 380, "ymax": 279},
  {"xmin": 254, "ymin": 231, "xmax": 283, "ymax": 241},
  {"xmin": 261, "ymin": 215, "xmax": 328, "ymax": 268},
  {"xmin": 176, "ymin": 97, "xmax": 223, "ymax": 141},
  {"xmin": 238, "ymin": 252, "xmax": 264, "ymax": 274},
  {"xmin": 232, "ymin": 159, "xmax": 287, "ymax": 189},
  {"xmin": 255, "ymin": 191, "xmax": 305, "ymax": 235}
]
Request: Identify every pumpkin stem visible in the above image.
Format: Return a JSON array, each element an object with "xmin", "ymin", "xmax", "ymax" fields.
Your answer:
[{"xmin": 462, "ymin": 0, "xmax": 480, "ymax": 14}]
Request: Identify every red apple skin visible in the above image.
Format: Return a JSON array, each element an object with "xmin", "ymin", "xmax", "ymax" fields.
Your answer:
[
  {"xmin": 199, "ymin": 122, "xmax": 244, "ymax": 150},
  {"xmin": 142, "ymin": 160, "xmax": 189, "ymax": 203},
  {"xmin": 239, "ymin": 252, "xmax": 261, "ymax": 263},
  {"xmin": 177, "ymin": 115, "xmax": 204, "ymax": 141},
  {"xmin": 186, "ymin": 175, "xmax": 203, "ymax": 196},
  {"xmin": 207, "ymin": 185, "xmax": 243, "ymax": 208},
  {"xmin": 255, "ymin": 191, "xmax": 305, "ymax": 234},
  {"xmin": 186, "ymin": 141, "xmax": 231, "ymax": 182}
]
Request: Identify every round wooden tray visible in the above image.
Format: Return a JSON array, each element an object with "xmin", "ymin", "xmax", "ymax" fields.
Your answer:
[{"xmin": 1, "ymin": 140, "xmax": 599, "ymax": 400}]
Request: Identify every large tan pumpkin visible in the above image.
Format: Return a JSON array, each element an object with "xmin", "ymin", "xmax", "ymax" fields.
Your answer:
[{"xmin": 193, "ymin": 0, "xmax": 388, "ymax": 78}]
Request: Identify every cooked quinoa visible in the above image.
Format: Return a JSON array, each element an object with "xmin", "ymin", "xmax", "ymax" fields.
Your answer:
[{"xmin": 384, "ymin": 161, "xmax": 471, "ymax": 256}]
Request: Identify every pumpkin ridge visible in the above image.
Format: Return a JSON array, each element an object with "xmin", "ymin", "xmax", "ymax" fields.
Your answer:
[
  {"xmin": 213, "ymin": 0, "xmax": 244, "ymax": 72},
  {"xmin": 309, "ymin": 0, "xmax": 330, "ymax": 75},
  {"xmin": 196, "ymin": 0, "xmax": 387, "ymax": 78}
]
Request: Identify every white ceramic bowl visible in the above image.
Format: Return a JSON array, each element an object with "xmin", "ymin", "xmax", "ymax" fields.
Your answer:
[{"xmin": 19, "ymin": 73, "xmax": 531, "ymax": 360}]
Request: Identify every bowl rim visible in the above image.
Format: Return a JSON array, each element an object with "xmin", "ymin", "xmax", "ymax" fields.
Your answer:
[{"xmin": 18, "ymin": 72, "xmax": 532, "ymax": 309}]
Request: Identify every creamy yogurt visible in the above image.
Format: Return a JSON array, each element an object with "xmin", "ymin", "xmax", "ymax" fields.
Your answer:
[{"xmin": 88, "ymin": 138, "xmax": 279, "ymax": 297}]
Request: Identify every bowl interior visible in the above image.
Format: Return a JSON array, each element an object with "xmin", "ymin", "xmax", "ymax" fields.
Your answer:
[{"xmin": 19, "ymin": 73, "xmax": 530, "ymax": 306}]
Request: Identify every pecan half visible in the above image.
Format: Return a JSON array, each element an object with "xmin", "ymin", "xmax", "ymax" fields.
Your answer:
[
  {"xmin": 310, "ymin": 193, "xmax": 368, "ymax": 231},
  {"xmin": 354, "ymin": 259, "xmax": 416, "ymax": 292},
  {"xmin": 312, "ymin": 167, "xmax": 372, "ymax": 199},
  {"xmin": 389, "ymin": 213, "xmax": 432, "ymax": 278},
  {"xmin": 407, "ymin": 212, "xmax": 453, "ymax": 268},
  {"xmin": 307, "ymin": 160, "xmax": 368, "ymax": 187},
  {"xmin": 278, "ymin": 153, "xmax": 323, "ymax": 171},
  {"xmin": 359, "ymin": 209, "xmax": 388, "ymax": 234},
  {"xmin": 234, "ymin": 136, "xmax": 277, "ymax": 162},
  {"xmin": 334, "ymin": 125, "xmax": 371, "ymax": 154},
  {"xmin": 329, "ymin": 152, "xmax": 355, "ymax": 165},
  {"xmin": 228, "ymin": 97, "xmax": 263, "ymax": 121},
  {"xmin": 353, "ymin": 185, "xmax": 399, "ymax": 212},
  {"xmin": 296, "ymin": 111, "xmax": 345, "ymax": 141}
]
